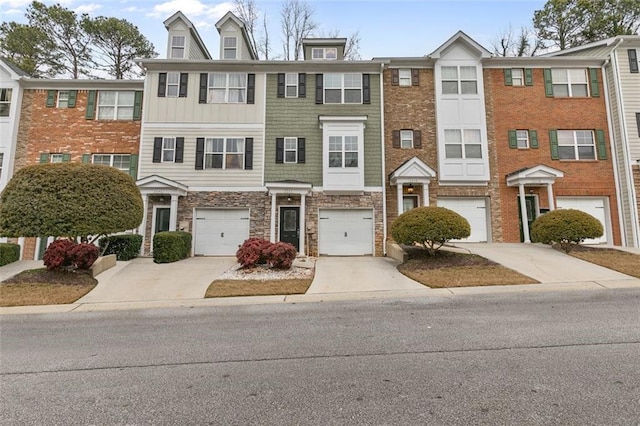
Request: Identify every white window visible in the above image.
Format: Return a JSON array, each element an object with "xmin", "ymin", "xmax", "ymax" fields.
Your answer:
[
  {"xmin": 552, "ymin": 69, "xmax": 588, "ymax": 97},
  {"xmin": 204, "ymin": 138, "xmax": 244, "ymax": 169},
  {"xmin": 284, "ymin": 137, "xmax": 297, "ymax": 163},
  {"xmin": 399, "ymin": 69, "xmax": 412, "ymax": 86},
  {"xmin": 516, "ymin": 130, "xmax": 529, "ymax": 148},
  {"xmin": 441, "ymin": 66, "xmax": 478, "ymax": 95},
  {"xmin": 324, "ymin": 73, "xmax": 362, "ymax": 104},
  {"xmin": 223, "ymin": 37, "xmax": 237, "ymax": 59},
  {"xmin": 57, "ymin": 91, "xmax": 69, "ymax": 108},
  {"xmin": 312, "ymin": 47, "xmax": 337, "ymax": 60},
  {"xmin": 171, "ymin": 35, "xmax": 185, "ymax": 59},
  {"xmin": 0, "ymin": 88, "xmax": 11, "ymax": 117},
  {"xmin": 400, "ymin": 130, "xmax": 413, "ymax": 149},
  {"xmin": 50, "ymin": 154, "xmax": 64, "ymax": 163},
  {"xmin": 444, "ymin": 129, "xmax": 482, "ymax": 159},
  {"xmin": 558, "ymin": 130, "xmax": 595, "ymax": 160},
  {"xmin": 208, "ymin": 73, "xmax": 246, "ymax": 103},
  {"xmin": 97, "ymin": 91, "xmax": 135, "ymax": 120},
  {"xmin": 512, "ymin": 69, "xmax": 524, "ymax": 86},
  {"xmin": 328, "ymin": 135, "xmax": 358, "ymax": 168},
  {"xmin": 162, "ymin": 137, "xmax": 176, "ymax": 162},
  {"xmin": 93, "ymin": 154, "xmax": 131, "ymax": 172},
  {"xmin": 166, "ymin": 73, "xmax": 180, "ymax": 97},
  {"xmin": 285, "ymin": 73, "xmax": 298, "ymax": 97}
]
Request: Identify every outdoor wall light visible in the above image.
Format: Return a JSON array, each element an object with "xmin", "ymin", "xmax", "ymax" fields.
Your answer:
[{"xmin": 407, "ymin": 184, "xmax": 414, "ymax": 194}]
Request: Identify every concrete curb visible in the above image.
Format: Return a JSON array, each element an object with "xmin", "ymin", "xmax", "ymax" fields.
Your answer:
[{"xmin": 2, "ymin": 278, "xmax": 639, "ymax": 316}]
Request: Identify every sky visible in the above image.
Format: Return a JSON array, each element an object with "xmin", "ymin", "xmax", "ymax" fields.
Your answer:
[{"xmin": 0, "ymin": 0, "xmax": 548, "ymax": 60}]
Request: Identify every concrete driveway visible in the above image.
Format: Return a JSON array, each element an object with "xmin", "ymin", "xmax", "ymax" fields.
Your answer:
[{"xmin": 77, "ymin": 257, "xmax": 236, "ymax": 303}]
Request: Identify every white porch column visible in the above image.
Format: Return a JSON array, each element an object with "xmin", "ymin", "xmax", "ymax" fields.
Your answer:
[
  {"xmin": 396, "ymin": 184, "xmax": 403, "ymax": 215},
  {"xmin": 299, "ymin": 194, "xmax": 306, "ymax": 256},
  {"xmin": 518, "ymin": 184, "xmax": 531, "ymax": 243},
  {"xmin": 169, "ymin": 195, "xmax": 178, "ymax": 231},
  {"xmin": 422, "ymin": 183, "xmax": 429, "ymax": 206},
  {"xmin": 270, "ymin": 193, "xmax": 277, "ymax": 243},
  {"xmin": 139, "ymin": 194, "xmax": 149, "ymax": 255},
  {"xmin": 547, "ymin": 183, "xmax": 555, "ymax": 211},
  {"xmin": 18, "ymin": 237, "xmax": 25, "ymax": 260}
]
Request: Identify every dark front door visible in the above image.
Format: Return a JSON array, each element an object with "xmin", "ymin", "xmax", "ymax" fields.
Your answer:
[
  {"xmin": 279, "ymin": 207, "xmax": 300, "ymax": 250},
  {"xmin": 518, "ymin": 196, "xmax": 537, "ymax": 242},
  {"xmin": 155, "ymin": 208, "xmax": 171, "ymax": 233}
]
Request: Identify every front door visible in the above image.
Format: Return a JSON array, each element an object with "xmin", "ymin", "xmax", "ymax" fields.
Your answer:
[
  {"xmin": 518, "ymin": 196, "xmax": 537, "ymax": 242},
  {"xmin": 279, "ymin": 207, "xmax": 300, "ymax": 250},
  {"xmin": 155, "ymin": 208, "xmax": 171, "ymax": 233}
]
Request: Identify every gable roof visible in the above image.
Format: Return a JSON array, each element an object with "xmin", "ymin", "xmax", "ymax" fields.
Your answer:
[
  {"xmin": 163, "ymin": 11, "xmax": 212, "ymax": 60},
  {"xmin": 215, "ymin": 11, "xmax": 258, "ymax": 60},
  {"xmin": 0, "ymin": 58, "xmax": 30, "ymax": 78},
  {"xmin": 389, "ymin": 157, "xmax": 437, "ymax": 184},
  {"xmin": 429, "ymin": 30, "xmax": 492, "ymax": 59},
  {"xmin": 543, "ymin": 35, "xmax": 640, "ymax": 57}
]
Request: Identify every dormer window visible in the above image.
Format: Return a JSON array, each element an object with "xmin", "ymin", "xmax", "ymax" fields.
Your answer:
[
  {"xmin": 312, "ymin": 47, "xmax": 337, "ymax": 60},
  {"xmin": 171, "ymin": 35, "xmax": 185, "ymax": 59},
  {"xmin": 223, "ymin": 37, "xmax": 237, "ymax": 59}
]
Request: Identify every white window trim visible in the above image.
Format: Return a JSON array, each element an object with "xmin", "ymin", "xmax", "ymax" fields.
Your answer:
[
  {"xmin": 324, "ymin": 73, "xmax": 362, "ymax": 104},
  {"xmin": 96, "ymin": 91, "xmax": 135, "ymax": 120},
  {"xmin": 284, "ymin": 137, "xmax": 298, "ymax": 163},
  {"xmin": 312, "ymin": 47, "xmax": 337, "ymax": 60},
  {"xmin": 322, "ymin": 121, "xmax": 366, "ymax": 192},
  {"xmin": 0, "ymin": 88, "xmax": 12, "ymax": 117},
  {"xmin": 512, "ymin": 69, "xmax": 524, "ymax": 86},
  {"xmin": 400, "ymin": 130, "xmax": 414, "ymax": 149},
  {"xmin": 203, "ymin": 137, "xmax": 245, "ymax": 170},
  {"xmin": 285, "ymin": 73, "xmax": 298, "ymax": 98},
  {"xmin": 516, "ymin": 130, "xmax": 529, "ymax": 149},
  {"xmin": 207, "ymin": 73, "xmax": 247, "ymax": 104},
  {"xmin": 50, "ymin": 154, "xmax": 64, "ymax": 163},
  {"xmin": 162, "ymin": 137, "xmax": 176, "ymax": 163},
  {"xmin": 223, "ymin": 36, "xmax": 237, "ymax": 59},
  {"xmin": 441, "ymin": 65, "xmax": 478, "ymax": 95},
  {"xmin": 166, "ymin": 72, "xmax": 180, "ymax": 98},
  {"xmin": 171, "ymin": 35, "xmax": 185, "ymax": 59},
  {"xmin": 57, "ymin": 91, "xmax": 69, "ymax": 108},
  {"xmin": 444, "ymin": 129, "xmax": 483, "ymax": 159},
  {"xmin": 92, "ymin": 154, "xmax": 131, "ymax": 172},
  {"xmin": 552, "ymin": 69, "xmax": 589, "ymax": 97},
  {"xmin": 558, "ymin": 130, "xmax": 596, "ymax": 160},
  {"xmin": 399, "ymin": 69, "xmax": 412, "ymax": 86}
]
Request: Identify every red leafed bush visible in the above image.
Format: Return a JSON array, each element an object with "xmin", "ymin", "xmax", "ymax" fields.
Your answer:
[
  {"xmin": 68, "ymin": 243, "xmax": 100, "ymax": 270},
  {"xmin": 236, "ymin": 238, "xmax": 273, "ymax": 268},
  {"xmin": 43, "ymin": 239, "xmax": 75, "ymax": 270},
  {"xmin": 265, "ymin": 242, "xmax": 297, "ymax": 269}
]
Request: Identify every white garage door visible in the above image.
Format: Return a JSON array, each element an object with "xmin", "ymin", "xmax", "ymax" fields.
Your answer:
[
  {"xmin": 318, "ymin": 209, "xmax": 374, "ymax": 255},
  {"xmin": 437, "ymin": 198, "xmax": 488, "ymax": 242},
  {"xmin": 556, "ymin": 197, "xmax": 609, "ymax": 244},
  {"xmin": 194, "ymin": 209, "xmax": 250, "ymax": 255}
]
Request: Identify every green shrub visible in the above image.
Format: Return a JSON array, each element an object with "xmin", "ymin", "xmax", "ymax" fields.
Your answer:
[
  {"xmin": 531, "ymin": 209, "xmax": 603, "ymax": 253},
  {"xmin": 153, "ymin": 231, "xmax": 191, "ymax": 263},
  {"xmin": 390, "ymin": 206, "xmax": 471, "ymax": 256},
  {"xmin": 99, "ymin": 234, "xmax": 142, "ymax": 261},
  {"xmin": 0, "ymin": 243, "xmax": 20, "ymax": 266}
]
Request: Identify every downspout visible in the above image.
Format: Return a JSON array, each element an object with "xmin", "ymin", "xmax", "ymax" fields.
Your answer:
[
  {"xmin": 138, "ymin": 62, "xmax": 150, "ymax": 256},
  {"xmin": 379, "ymin": 62, "xmax": 387, "ymax": 256}
]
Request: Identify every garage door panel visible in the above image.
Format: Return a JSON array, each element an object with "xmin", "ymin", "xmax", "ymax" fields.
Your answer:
[
  {"xmin": 437, "ymin": 198, "xmax": 488, "ymax": 243},
  {"xmin": 319, "ymin": 209, "xmax": 373, "ymax": 256},
  {"xmin": 195, "ymin": 209, "xmax": 250, "ymax": 255},
  {"xmin": 556, "ymin": 198, "xmax": 608, "ymax": 244}
]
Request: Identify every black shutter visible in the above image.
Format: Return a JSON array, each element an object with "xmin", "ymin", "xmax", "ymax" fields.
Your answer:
[
  {"xmin": 277, "ymin": 73, "xmax": 285, "ymax": 98},
  {"xmin": 153, "ymin": 138, "xmax": 162, "ymax": 163},
  {"xmin": 158, "ymin": 73, "xmax": 167, "ymax": 97},
  {"xmin": 195, "ymin": 138, "xmax": 204, "ymax": 169},
  {"xmin": 298, "ymin": 73, "xmax": 306, "ymax": 97},
  {"xmin": 244, "ymin": 137, "xmax": 253, "ymax": 169},
  {"xmin": 363, "ymin": 74, "xmax": 370, "ymax": 104},
  {"xmin": 298, "ymin": 138, "xmax": 305, "ymax": 163},
  {"xmin": 628, "ymin": 49, "xmax": 639, "ymax": 73},
  {"xmin": 411, "ymin": 69, "xmax": 420, "ymax": 86},
  {"xmin": 391, "ymin": 69, "xmax": 399, "ymax": 86},
  {"xmin": 199, "ymin": 73, "xmax": 208, "ymax": 104},
  {"xmin": 179, "ymin": 73, "xmax": 188, "ymax": 97},
  {"xmin": 392, "ymin": 130, "xmax": 400, "ymax": 148},
  {"xmin": 315, "ymin": 74, "xmax": 323, "ymax": 104},
  {"xmin": 175, "ymin": 137, "xmax": 184, "ymax": 163},
  {"xmin": 413, "ymin": 130, "xmax": 422, "ymax": 148},
  {"xmin": 275, "ymin": 138, "xmax": 284, "ymax": 163},
  {"xmin": 247, "ymin": 73, "xmax": 255, "ymax": 104}
]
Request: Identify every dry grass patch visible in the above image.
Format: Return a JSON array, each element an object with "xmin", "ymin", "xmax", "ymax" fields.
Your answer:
[
  {"xmin": 567, "ymin": 246, "xmax": 640, "ymax": 278},
  {"xmin": 206, "ymin": 278, "xmax": 313, "ymax": 298},
  {"xmin": 1, "ymin": 268, "xmax": 97, "ymax": 307},
  {"xmin": 398, "ymin": 246, "xmax": 538, "ymax": 288}
]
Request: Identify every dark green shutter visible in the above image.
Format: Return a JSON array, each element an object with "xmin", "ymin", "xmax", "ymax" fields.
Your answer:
[
  {"xmin": 529, "ymin": 130, "xmax": 538, "ymax": 149},
  {"xmin": 62, "ymin": 153, "xmax": 71, "ymax": 162},
  {"xmin": 508, "ymin": 130, "xmax": 517, "ymax": 148},
  {"xmin": 82, "ymin": 154, "xmax": 91, "ymax": 163},
  {"xmin": 133, "ymin": 91, "xmax": 143, "ymax": 120},
  {"xmin": 596, "ymin": 129, "xmax": 607, "ymax": 160},
  {"xmin": 589, "ymin": 68, "xmax": 600, "ymax": 97},
  {"xmin": 129, "ymin": 154, "xmax": 138, "ymax": 178},
  {"xmin": 85, "ymin": 90, "xmax": 96, "ymax": 119},
  {"xmin": 543, "ymin": 69, "xmax": 553, "ymax": 97},
  {"xmin": 40, "ymin": 153, "xmax": 49, "ymax": 163},
  {"xmin": 67, "ymin": 90, "xmax": 77, "ymax": 107},
  {"xmin": 549, "ymin": 130, "xmax": 559, "ymax": 159},
  {"xmin": 46, "ymin": 90, "xmax": 56, "ymax": 107},
  {"xmin": 525, "ymin": 69, "xmax": 533, "ymax": 86},
  {"xmin": 504, "ymin": 69, "xmax": 513, "ymax": 86}
]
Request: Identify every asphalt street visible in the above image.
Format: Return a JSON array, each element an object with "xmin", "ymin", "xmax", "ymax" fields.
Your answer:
[{"xmin": 1, "ymin": 289, "xmax": 640, "ymax": 425}]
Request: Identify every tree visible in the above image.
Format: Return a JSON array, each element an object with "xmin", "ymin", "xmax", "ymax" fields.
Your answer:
[
  {"xmin": 318, "ymin": 28, "xmax": 363, "ymax": 60},
  {"xmin": 0, "ymin": 22, "xmax": 52, "ymax": 77},
  {"xmin": 233, "ymin": 0, "xmax": 260, "ymax": 57},
  {"xmin": 390, "ymin": 207, "xmax": 471, "ymax": 256},
  {"xmin": 84, "ymin": 17, "xmax": 157, "ymax": 79},
  {"xmin": 0, "ymin": 163, "xmax": 143, "ymax": 242},
  {"xmin": 530, "ymin": 209, "xmax": 603, "ymax": 253},
  {"xmin": 582, "ymin": 0, "xmax": 640, "ymax": 40},
  {"xmin": 491, "ymin": 25, "xmax": 543, "ymax": 57},
  {"xmin": 533, "ymin": 0, "xmax": 587, "ymax": 50},
  {"xmin": 25, "ymin": 1, "xmax": 93, "ymax": 78},
  {"xmin": 281, "ymin": 0, "xmax": 317, "ymax": 60}
]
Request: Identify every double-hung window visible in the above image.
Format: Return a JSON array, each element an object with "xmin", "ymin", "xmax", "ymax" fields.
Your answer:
[
  {"xmin": 285, "ymin": 73, "xmax": 298, "ymax": 97},
  {"xmin": 162, "ymin": 137, "xmax": 176, "ymax": 162},
  {"xmin": 223, "ymin": 37, "xmax": 237, "ymax": 59},
  {"xmin": 511, "ymin": 69, "xmax": 524, "ymax": 86},
  {"xmin": 204, "ymin": 138, "xmax": 244, "ymax": 169},
  {"xmin": 558, "ymin": 130, "xmax": 595, "ymax": 160},
  {"xmin": 551, "ymin": 69, "xmax": 588, "ymax": 97},
  {"xmin": 399, "ymin": 69, "xmax": 412, "ymax": 86},
  {"xmin": 328, "ymin": 135, "xmax": 358, "ymax": 168},
  {"xmin": 444, "ymin": 129, "xmax": 482, "ymax": 159},
  {"xmin": 93, "ymin": 154, "xmax": 131, "ymax": 171},
  {"xmin": 0, "ymin": 88, "xmax": 12, "ymax": 117},
  {"xmin": 208, "ymin": 73, "xmax": 246, "ymax": 103},
  {"xmin": 50, "ymin": 154, "xmax": 64, "ymax": 163},
  {"xmin": 324, "ymin": 73, "xmax": 362, "ymax": 104},
  {"xmin": 171, "ymin": 35, "xmax": 185, "ymax": 59},
  {"xmin": 400, "ymin": 130, "xmax": 413, "ymax": 148},
  {"xmin": 442, "ymin": 66, "xmax": 478, "ymax": 95},
  {"xmin": 284, "ymin": 137, "xmax": 298, "ymax": 163},
  {"xmin": 97, "ymin": 91, "xmax": 135, "ymax": 120},
  {"xmin": 57, "ymin": 91, "xmax": 69, "ymax": 108},
  {"xmin": 166, "ymin": 73, "xmax": 180, "ymax": 97},
  {"xmin": 516, "ymin": 130, "xmax": 529, "ymax": 148}
]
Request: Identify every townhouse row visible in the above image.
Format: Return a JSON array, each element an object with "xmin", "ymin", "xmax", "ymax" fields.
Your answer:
[{"xmin": 1, "ymin": 11, "xmax": 639, "ymax": 260}]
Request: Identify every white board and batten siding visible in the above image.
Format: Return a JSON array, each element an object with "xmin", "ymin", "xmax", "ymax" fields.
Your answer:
[
  {"xmin": 194, "ymin": 209, "xmax": 250, "ymax": 255},
  {"xmin": 318, "ymin": 209, "xmax": 374, "ymax": 256},
  {"xmin": 556, "ymin": 197, "xmax": 611, "ymax": 244},
  {"xmin": 618, "ymin": 46, "xmax": 640, "ymax": 164},
  {"xmin": 437, "ymin": 197, "xmax": 489, "ymax": 243}
]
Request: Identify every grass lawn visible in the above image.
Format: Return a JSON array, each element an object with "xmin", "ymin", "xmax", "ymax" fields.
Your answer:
[
  {"xmin": 398, "ymin": 246, "xmax": 539, "ymax": 288},
  {"xmin": 205, "ymin": 278, "xmax": 313, "ymax": 298},
  {"xmin": 0, "ymin": 268, "xmax": 97, "ymax": 307},
  {"xmin": 567, "ymin": 245, "xmax": 640, "ymax": 278}
]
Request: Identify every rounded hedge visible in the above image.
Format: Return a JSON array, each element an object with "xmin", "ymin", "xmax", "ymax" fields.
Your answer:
[
  {"xmin": 390, "ymin": 206, "xmax": 470, "ymax": 255},
  {"xmin": 530, "ymin": 208, "xmax": 603, "ymax": 253},
  {"xmin": 0, "ymin": 163, "xmax": 143, "ymax": 239}
]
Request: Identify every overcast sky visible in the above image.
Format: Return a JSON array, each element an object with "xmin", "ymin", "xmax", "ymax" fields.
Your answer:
[{"xmin": 0, "ymin": 0, "xmax": 548, "ymax": 59}]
